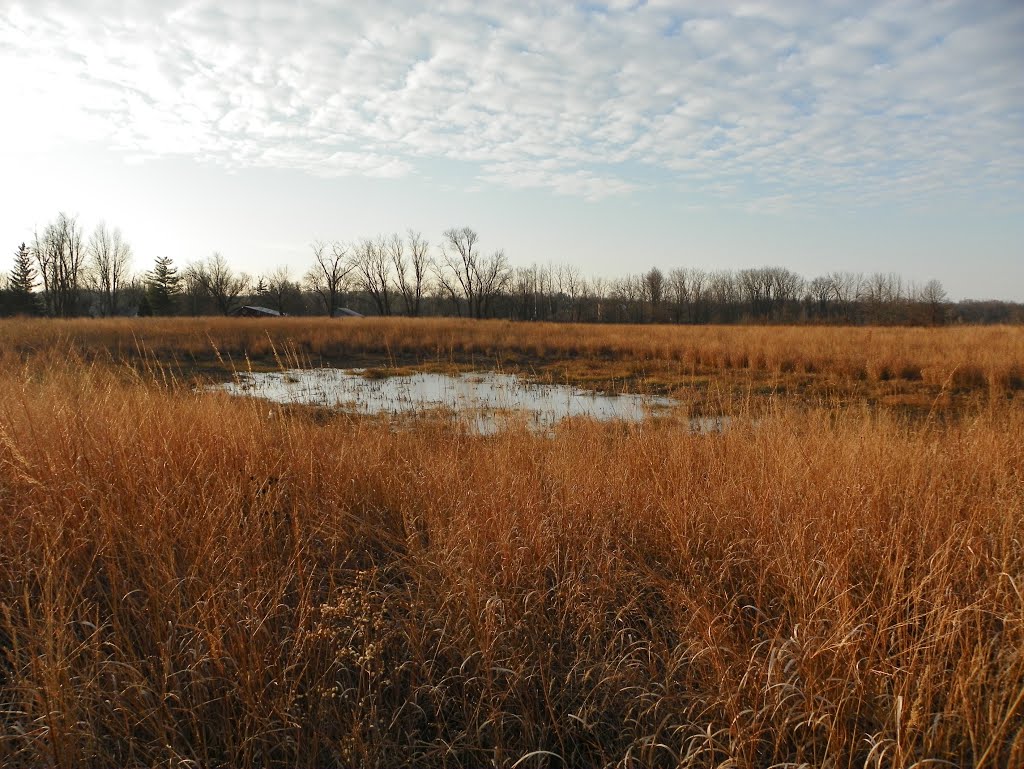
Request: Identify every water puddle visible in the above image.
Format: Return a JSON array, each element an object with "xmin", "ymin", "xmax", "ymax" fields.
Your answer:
[{"xmin": 212, "ymin": 368, "xmax": 685, "ymax": 434}]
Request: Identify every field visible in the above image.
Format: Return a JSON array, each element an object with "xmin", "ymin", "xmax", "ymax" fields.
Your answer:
[{"xmin": 1, "ymin": 318, "xmax": 1023, "ymax": 767}]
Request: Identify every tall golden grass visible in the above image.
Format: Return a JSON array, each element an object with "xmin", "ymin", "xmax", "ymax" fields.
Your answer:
[
  {"xmin": 1, "ymin": 317, "xmax": 1023, "ymax": 393},
  {"xmin": 1, "ymin": 342, "xmax": 1022, "ymax": 766}
]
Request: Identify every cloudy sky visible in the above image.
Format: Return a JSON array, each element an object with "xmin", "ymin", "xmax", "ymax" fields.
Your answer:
[{"xmin": 2, "ymin": 0, "xmax": 1022, "ymax": 299}]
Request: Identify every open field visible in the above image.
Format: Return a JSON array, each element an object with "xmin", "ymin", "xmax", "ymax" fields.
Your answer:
[
  {"xmin": 1, "ymin": 318, "xmax": 1023, "ymax": 767},
  {"xmin": 2, "ymin": 316, "xmax": 1024, "ymax": 408}
]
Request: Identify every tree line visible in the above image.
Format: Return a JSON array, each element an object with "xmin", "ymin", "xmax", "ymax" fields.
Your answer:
[{"xmin": 1, "ymin": 211, "xmax": 1021, "ymax": 325}]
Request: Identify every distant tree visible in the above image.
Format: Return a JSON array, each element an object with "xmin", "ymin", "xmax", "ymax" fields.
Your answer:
[
  {"xmin": 433, "ymin": 227, "xmax": 478, "ymax": 318},
  {"xmin": 563, "ymin": 265, "xmax": 585, "ymax": 322},
  {"xmin": 611, "ymin": 274, "xmax": 645, "ymax": 323},
  {"xmin": 353, "ymin": 236, "xmax": 393, "ymax": 315},
  {"xmin": 434, "ymin": 227, "xmax": 511, "ymax": 319},
  {"xmin": 689, "ymin": 269, "xmax": 710, "ymax": 323},
  {"xmin": 87, "ymin": 222, "xmax": 132, "ymax": 316},
  {"xmin": 643, "ymin": 267, "xmax": 665, "ymax": 321},
  {"xmin": 766, "ymin": 267, "xmax": 804, "ymax": 320},
  {"xmin": 8, "ymin": 242, "xmax": 41, "ymax": 315},
  {"xmin": 708, "ymin": 270, "xmax": 739, "ymax": 322},
  {"xmin": 513, "ymin": 264, "xmax": 540, "ymax": 321},
  {"xmin": 919, "ymin": 279, "xmax": 948, "ymax": 326},
  {"xmin": 738, "ymin": 268, "xmax": 769, "ymax": 319},
  {"xmin": 305, "ymin": 241, "xmax": 354, "ymax": 316},
  {"xmin": 145, "ymin": 256, "xmax": 181, "ymax": 315},
  {"xmin": 181, "ymin": 264, "xmax": 208, "ymax": 316},
  {"xmin": 590, "ymin": 275, "xmax": 608, "ymax": 322},
  {"xmin": 474, "ymin": 248, "xmax": 511, "ymax": 319},
  {"xmin": 540, "ymin": 264, "xmax": 562, "ymax": 320},
  {"xmin": 807, "ymin": 275, "xmax": 837, "ymax": 320},
  {"xmin": 265, "ymin": 265, "xmax": 300, "ymax": 314},
  {"xmin": 32, "ymin": 212, "xmax": 86, "ymax": 317},
  {"xmin": 393, "ymin": 229, "xmax": 429, "ymax": 317},
  {"xmin": 951, "ymin": 299, "xmax": 1024, "ymax": 324},
  {"xmin": 191, "ymin": 253, "xmax": 249, "ymax": 315},
  {"xmin": 859, "ymin": 272, "xmax": 905, "ymax": 324},
  {"xmin": 667, "ymin": 268, "xmax": 690, "ymax": 323}
]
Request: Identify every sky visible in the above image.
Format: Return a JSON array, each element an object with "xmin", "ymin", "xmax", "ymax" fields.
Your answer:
[{"xmin": 1, "ymin": 0, "xmax": 1022, "ymax": 300}]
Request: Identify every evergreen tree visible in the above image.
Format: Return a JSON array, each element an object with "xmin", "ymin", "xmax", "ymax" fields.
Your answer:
[
  {"xmin": 9, "ymin": 242, "xmax": 40, "ymax": 315},
  {"xmin": 145, "ymin": 256, "xmax": 181, "ymax": 315}
]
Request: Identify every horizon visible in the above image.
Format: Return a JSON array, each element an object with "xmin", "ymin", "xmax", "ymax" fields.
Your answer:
[{"xmin": 2, "ymin": 1, "xmax": 1022, "ymax": 302}]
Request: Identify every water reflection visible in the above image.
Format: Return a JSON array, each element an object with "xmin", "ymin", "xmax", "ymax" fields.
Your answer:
[{"xmin": 213, "ymin": 368, "xmax": 682, "ymax": 434}]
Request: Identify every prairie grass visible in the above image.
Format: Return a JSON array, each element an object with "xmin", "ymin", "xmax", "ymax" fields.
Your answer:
[
  {"xmin": 1, "ymin": 317, "xmax": 1022, "ymax": 398},
  {"xmin": 0, "ymin": 334, "xmax": 1022, "ymax": 766}
]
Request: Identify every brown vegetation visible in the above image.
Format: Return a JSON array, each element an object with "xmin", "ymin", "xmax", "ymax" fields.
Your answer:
[
  {"xmin": 1, "ymin": 317, "xmax": 1023, "ymax": 398},
  {"xmin": 0, "ymin": 320, "xmax": 1022, "ymax": 766}
]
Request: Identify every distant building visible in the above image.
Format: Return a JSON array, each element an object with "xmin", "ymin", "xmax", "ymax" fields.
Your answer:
[
  {"xmin": 230, "ymin": 305, "xmax": 285, "ymax": 318},
  {"xmin": 333, "ymin": 307, "xmax": 364, "ymax": 317}
]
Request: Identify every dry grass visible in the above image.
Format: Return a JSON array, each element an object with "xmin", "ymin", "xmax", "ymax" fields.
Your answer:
[
  {"xmin": 0, "ymin": 322, "xmax": 1023, "ymax": 767},
  {"xmin": 1, "ymin": 317, "xmax": 1022, "ymax": 397}
]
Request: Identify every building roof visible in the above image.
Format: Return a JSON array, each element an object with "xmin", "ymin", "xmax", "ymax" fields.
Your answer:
[{"xmin": 230, "ymin": 305, "xmax": 284, "ymax": 317}]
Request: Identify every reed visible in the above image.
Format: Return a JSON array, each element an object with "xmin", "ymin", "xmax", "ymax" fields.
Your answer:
[{"xmin": 0, "ymin": 345, "xmax": 1022, "ymax": 766}]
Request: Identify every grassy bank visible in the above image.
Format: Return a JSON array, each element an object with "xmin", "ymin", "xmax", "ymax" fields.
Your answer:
[{"xmin": 1, "ymin": 340, "xmax": 1022, "ymax": 766}]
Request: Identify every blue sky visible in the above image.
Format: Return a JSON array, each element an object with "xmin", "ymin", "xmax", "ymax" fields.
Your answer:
[{"xmin": 1, "ymin": 0, "xmax": 1022, "ymax": 299}]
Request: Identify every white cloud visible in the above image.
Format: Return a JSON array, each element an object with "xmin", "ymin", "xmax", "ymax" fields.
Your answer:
[{"xmin": 0, "ymin": 0, "xmax": 1020, "ymax": 208}]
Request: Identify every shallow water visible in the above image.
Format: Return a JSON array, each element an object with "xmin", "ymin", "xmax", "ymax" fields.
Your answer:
[{"xmin": 213, "ymin": 368, "xmax": 682, "ymax": 434}]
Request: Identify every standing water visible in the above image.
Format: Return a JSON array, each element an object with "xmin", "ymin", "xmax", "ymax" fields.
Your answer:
[{"xmin": 212, "ymin": 368, "xmax": 681, "ymax": 434}]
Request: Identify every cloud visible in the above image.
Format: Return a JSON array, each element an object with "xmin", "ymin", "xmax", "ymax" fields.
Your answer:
[{"xmin": 0, "ymin": 0, "xmax": 1021, "ymax": 209}]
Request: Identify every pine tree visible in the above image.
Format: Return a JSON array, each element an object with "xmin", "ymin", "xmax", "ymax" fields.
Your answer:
[
  {"xmin": 9, "ymin": 243, "xmax": 40, "ymax": 315},
  {"xmin": 145, "ymin": 256, "xmax": 181, "ymax": 316}
]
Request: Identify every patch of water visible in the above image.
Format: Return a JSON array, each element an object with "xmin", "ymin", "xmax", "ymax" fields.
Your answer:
[{"xmin": 213, "ymin": 368, "xmax": 682, "ymax": 434}]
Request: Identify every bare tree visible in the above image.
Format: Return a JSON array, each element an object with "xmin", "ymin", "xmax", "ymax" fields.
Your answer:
[
  {"xmin": 434, "ymin": 227, "xmax": 511, "ymax": 319},
  {"xmin": 353, "ymin": 236, "xmax": 393, "ymax": 316},
  {"xmin": 305, "ymin": 241, "xmax": 353, "ymax": 316},
  {"xmin": 514, "ymin": 264, "xmax": 540, "ymax": 320},
  {"xmin": 181, "ymin": 264, "xmax": 207, "ymax": 316},
  {"xmin": 87, "ymin": 222, "xmax": 132, "ymax": 316},
  {"xmin": 393, "ymin": 230, "xmax": 429, "ymax": 317},
  {"xmin": 476, "ymin": 249, "xmax": 512, "ymax": 318},
  {"xmin": 859, "ymin": 272, "xmax": 905, "ymax": 324},
  {"xmin": 192, "ymin": 253, "xmax": 249, "ymax": 315},
  {"xmin": 590, "ymin": 276, "xmax": 608, "ymax": 322},
  {"xmin": 542, "ymin": 264, "xmax": 562, "ymax": 320},
  {"xmin": 667, "ymin": 268, "xmax": 689, "ymax": 322},
  {"xmin": 610, "ymin": 274, "xmax": 644, "ymax": 323},
  {"xmin": 688, "ymin": 269, "xmax": 709, "ymax": 323},
  {"xmin": 708, "ymin": 270, "xmax": 739, "ymax": 322},
  {"xmin": 265, "ymin": 265, "xmax": 299, "ymax": 314},
  {"xmin": 32, "ymin": 212, "xmax": 86, "ymax": 317},
  {"xmin": 643, "ymin": 267, "xmax": 665, "ymax": 322},
  {"xmin": 433, "ymin": 227, "xmax": 478, "ymax": 318},
  {"xmin": 738, "ymin": 268, "xmax": 770, "ymax": 319},
  {"xmin": 563, "ymin": 264, "xmax": 584, "ymax": 322},
  {"xmin": 808, "ymin": 275, "xmax": 837, "ymax": 319},
  {"xmin": 919, "ymin": 279, "xmax": 948, "ymax": 326},
  {"xmin": 767, "ymin": 267, "xmax": 805, "ymax": 320},
  {"xmin": 31, "ymin": 231, "xmax": 53, "ymax": 316}
]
